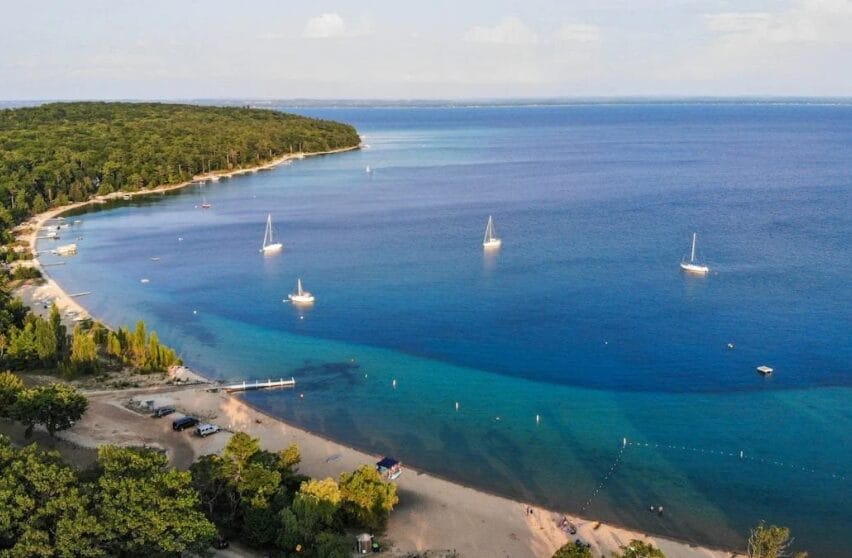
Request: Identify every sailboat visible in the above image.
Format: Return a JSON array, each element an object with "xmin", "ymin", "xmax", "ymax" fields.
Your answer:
[
  {"xmin": 287, "ymin": 278, "xmax": 315, "ymax": 304},
  {"xmin": 680, "ymin": 233, "xmax": 709, "ymax": 274},
  {"xmin": 365, "ymin": 165, "xmax": 372, "ymax": 173},
  {"xmin": 260, "ymin": 214, "xmax": 283, "ymax": 254},
  {"xmin": 201, "ymin": 196, "xmax": 211, "ymax": 209},
  {"xmin": 482, "ymin": 215, "xmax": 502, "ymax": 249}
]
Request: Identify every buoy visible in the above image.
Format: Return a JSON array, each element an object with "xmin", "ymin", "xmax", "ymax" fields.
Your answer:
[
  {"xmin": 727, "ymin": 342, "xmax": 735, "ymax": 349},
  {"xmin": 300, "ymin": 316, "xmax": 304, "ymax": 320},
  {"xmin": 300, "ymin": 393, "xmax": 304, "ymax": 399},
  {"xmin": 178, "ymin": 237, "xmax": 183, "ymax": 241},
  {"xmin": 192, "ymin": 310, "xmax": 198, "ymax": 315}
]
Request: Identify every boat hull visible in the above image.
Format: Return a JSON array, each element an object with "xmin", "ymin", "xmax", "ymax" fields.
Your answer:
[
  {"xmin": 288, "ymin": 294, "xmax": 315, "ymax": 304},
  {"xmin": 680, "ymin": 262, "xmax": 709, "ymax": 274},
  {"xmin": 261, "ymin": 243, "xmax": 283, "ymax": 254},
  {"xmin": 483, "ymin": 239, "xmax": 502, "ymax": 249}
]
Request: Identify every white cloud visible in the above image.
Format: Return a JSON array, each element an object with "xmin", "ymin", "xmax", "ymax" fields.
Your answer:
[
  {"xmin": 463, "ymin": 17, "xmax": 538, "ymax": 45},
  {"xmin": 704, "ymin": 0, "xmax": 852, "ymax": 44},
  {"xmin": 704, "ymin": 12, "xmax": 771, "ymax": 33},
  {"xmin": 555, "ymin": 23, "xmax": 600, "ymax": 43},
  {"xmin": 303, "ymin": 13, "xmax": 368, "ymax": 39}
]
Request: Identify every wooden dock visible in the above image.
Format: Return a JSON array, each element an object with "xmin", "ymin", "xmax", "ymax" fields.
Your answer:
[{"xmin": 223, "ymin": 377, "xmax": 296, "ymax": 392}]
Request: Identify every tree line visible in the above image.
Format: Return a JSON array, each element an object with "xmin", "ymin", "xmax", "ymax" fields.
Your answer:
[
  {"xmin": 0, "ymin": 102, "xmax": 360, "ymax": 237},
  {"xmin": 0, "ymin": 290, "xmax": 179, "ymax": 380},
  {"xmin": 0, "ymin": 428, "xmax": 398, "ymax": 557}
]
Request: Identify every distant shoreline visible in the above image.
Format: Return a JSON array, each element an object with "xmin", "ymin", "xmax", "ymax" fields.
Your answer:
[{"xmin": 14, "ymin": 143, "xmax": 742, "ymax": 558}]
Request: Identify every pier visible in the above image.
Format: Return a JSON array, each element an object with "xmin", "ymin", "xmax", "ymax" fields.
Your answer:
[{"xmin": 222, "ymin": 377, "xmax": 296, "ymax": 392}]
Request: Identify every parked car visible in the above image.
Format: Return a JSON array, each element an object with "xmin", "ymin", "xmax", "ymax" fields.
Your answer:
[
  {"xmin": 172, "ymin": 416, "xmax": 199, "ymax": 431},
  {"xmin": 152, "ymin": 406, "xmax": 175, "ymax": 418},
  {"xmin": 196, "ymin": 423, "xmax": 220, "ymax": 437}
]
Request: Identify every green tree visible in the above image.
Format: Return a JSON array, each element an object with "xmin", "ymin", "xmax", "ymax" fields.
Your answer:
[
  {"xmin": 12, "ymin": 383, "xmax": 88, "ymax": 437},
  {"xmin": 95, "ymin": 445, "xmax": 217, "ymax": 556},
  {"xmin": 48, "ymin": 303, "xmax": 66, "ymax": 356},
  {"xmin": 68, "ymin": 325, "xmax": 99, "ymax": 376},
  {"xmin": 747, "ymin": 521, "xmax": 807, "ymax": 558},
  {"xmin": 6, "ymin": 322, "xmax": 38, "ymax": 367},
  {"xmin": 338, "ymin": 465, "xmax": 399, "ymax": 531},
  {"xmin": 314, "ymin": 531, "xmax": 353, "ymax": 558},
  {"xmin": 617, "ymin": 540, "xmax": 666, "ymax": 558},
  {"xmin": 33, "ymin": 317, "xmax": 57, "ymax": 364},
  {"xmin": 0, "ymin": 370, "xmax": 24, "ymax": 416},
  {"xmin": 277, "ymin": 477, "xmax": 343, "ymax": 550},
  {"xmin": 191, "ymin": 432, "xmax": 284, "ymax": 537},
  {"xmin": 0, "ymin": 436, "xmax": 104, "ymax": 557},
  {"xmin": 553, "ymin": 541, "xmax": 593, "ymax": 558}
]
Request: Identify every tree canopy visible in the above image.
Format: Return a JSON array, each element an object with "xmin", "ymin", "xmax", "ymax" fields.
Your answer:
[
  {"xmin": 748, "ymin": 521, "xmax": 808, "ymax": 558},
  {"xmin": 617, "ymin": 540, "xmax": 666, "ymax": 558},
  {"xmin": 0, "ymin": 102, "xmax": 360, "ymax": 231},
  {"xmin": 11, "ymin": 382, "xmax": 87, "ymax": 437},
  {"xmin": 0, "ymin": 438, "xmax": 216, "ymax": 557},
  {"xmin": 552, "ymin": 541, "xmax": 593, "ymax": 558}
]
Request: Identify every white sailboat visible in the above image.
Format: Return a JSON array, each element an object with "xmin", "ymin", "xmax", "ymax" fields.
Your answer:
[
  {"xmin": 201, "ymin": 196, "xmax": 211, "ymax": 209},
  {"xmin": 680, "ymin": 232, "xmax": 709, "ymax": 274},
  {"xmin": 482, "ymin": 215, "xmax": 502, "ymax": 249},
  {"xmin": 287, "ymin": 278, "xmax": 315, "ymax": 304},
  {"xmin": 260, "ymin": 214, "xmax": 283, "ymax": 254}
]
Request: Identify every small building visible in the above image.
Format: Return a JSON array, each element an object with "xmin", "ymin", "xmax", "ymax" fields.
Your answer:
[
  {"xmin": 376, "ymin": 456, "xmax": 402, "ymax": 480},
  {"xmin": 356, "ymin": 533, "xmax": 372, "ymax": 554}
]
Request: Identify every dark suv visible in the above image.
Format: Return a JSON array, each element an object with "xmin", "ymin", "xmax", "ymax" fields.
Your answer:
[
  {"xmin": 172, "ymin": 416, "xmax": 199, "ymax": 431},
  {"xmin": 152, "ymin": 406, "xmax": 175, "ymax": 418}
]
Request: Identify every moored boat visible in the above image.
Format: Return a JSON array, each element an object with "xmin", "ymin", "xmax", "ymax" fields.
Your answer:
[
  {"xmin": 482, "ymin": 215, "xmax": 501, "ymax": 249},
  {"xmin": 260, "ymin": 214, "xmax": 283, "ymax": 254},
  {"xmin": 287, "ymin": 278, "xmax": 315, "ymax": 304},
  {"xmin": 680, "ymin": 233, "xmax": 709, "ymax": 274}
]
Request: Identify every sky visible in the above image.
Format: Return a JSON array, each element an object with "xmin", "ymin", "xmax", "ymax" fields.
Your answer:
[{"xmin": 0, "ymin": 0, "xmax": 850, "ymax": 100}]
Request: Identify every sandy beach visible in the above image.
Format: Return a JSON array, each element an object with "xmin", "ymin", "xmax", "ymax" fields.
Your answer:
[
  {"xmin": 9, "ymin": 147, "xmax": 742, "ymax": 558},
  {"xmin": 48, "ymin": 385, "xmax": 740, "ymax": 558}
]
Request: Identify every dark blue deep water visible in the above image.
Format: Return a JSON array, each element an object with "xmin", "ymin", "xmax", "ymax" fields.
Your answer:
[{"xmin": 43, "ymin": 103, "xmax": 851, "ymax": 555}]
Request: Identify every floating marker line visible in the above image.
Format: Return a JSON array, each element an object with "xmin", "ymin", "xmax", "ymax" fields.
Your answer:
[{"xmin": 623, "ymin": 439, "xmax": 847, "ymax": 482}]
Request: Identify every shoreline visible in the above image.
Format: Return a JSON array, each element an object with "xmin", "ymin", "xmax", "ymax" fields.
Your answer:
[
  {"xmin": 12, "ymin": 148, "xmax": 741, "ymax": 558},
  {"xmin": 12, "ymin": 145, "xmax": 359, "ymax": 326}
]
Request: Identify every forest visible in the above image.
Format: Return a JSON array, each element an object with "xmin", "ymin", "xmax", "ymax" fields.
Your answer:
[{"xmin": 0, "ymin": 102, "xmax": 360, "ymax": 234}]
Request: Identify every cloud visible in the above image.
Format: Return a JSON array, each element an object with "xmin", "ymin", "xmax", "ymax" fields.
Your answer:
[
  {"xmin": 463, "ymin": 17, "xmax": 538, "ymax": 45},
  {"xmin": 555, "ymin": 23, "xmax": 600, "ymax": 43},
  {"xmin": 704, "ymin": 12, "xmax": 771, "ymax": 33},
  {"xmin": 704, "ymin": 0, "xmax": 852, "ymax": 44},
  {"xmin": 303, "ymin": 13, "xmax": 369, "ymax": 39}
]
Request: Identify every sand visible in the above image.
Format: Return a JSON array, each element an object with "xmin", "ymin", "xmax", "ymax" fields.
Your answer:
[{"xmin": 44, "ymin": 385, "xmax": 741, "ymax": 558}]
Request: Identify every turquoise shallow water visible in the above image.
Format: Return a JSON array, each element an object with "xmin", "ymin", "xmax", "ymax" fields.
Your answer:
[{"xmin": 42, "ymin": 104, "xmax": 851, "ymax": 555}]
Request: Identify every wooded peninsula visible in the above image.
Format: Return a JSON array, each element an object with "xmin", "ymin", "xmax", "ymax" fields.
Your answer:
[{"xmin": 0, "ymin": 102, "xmax": 360, "ymax": 234}]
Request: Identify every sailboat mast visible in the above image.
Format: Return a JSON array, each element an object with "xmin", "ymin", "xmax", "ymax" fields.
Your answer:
[
  {"xmin": 297, "ymin": 279, "xmax": 303, "ymax": 296},
  {"xmin": 691, "ymin": 233, "xmax": 697, "ymax": 262}
]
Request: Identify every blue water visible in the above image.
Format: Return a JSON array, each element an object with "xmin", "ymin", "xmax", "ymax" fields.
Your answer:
[{"xmin": 42, "ymin": 103, "xmax": 851, "ymax": 555}]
